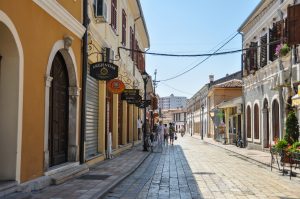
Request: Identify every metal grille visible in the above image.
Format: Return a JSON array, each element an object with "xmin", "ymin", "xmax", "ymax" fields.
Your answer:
[{"xmin": 85, "ymin": 66, "xmax": 99, "ymax": 158}]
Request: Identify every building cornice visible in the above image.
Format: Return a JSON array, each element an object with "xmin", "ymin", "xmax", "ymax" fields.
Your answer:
[{"xmin": 32, "ymin": 0, "xmax": 86, "ymax": 38}]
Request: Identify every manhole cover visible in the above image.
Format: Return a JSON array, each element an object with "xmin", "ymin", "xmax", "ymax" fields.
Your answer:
[{"xmin": 79, "ymin": 174, "xmax": 111, "ymax": 180}]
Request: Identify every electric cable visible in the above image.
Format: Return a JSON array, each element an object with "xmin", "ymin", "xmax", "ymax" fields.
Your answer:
[{"xmin": 160, "ymin": 81, "xmax": 194, "ymax": 96}]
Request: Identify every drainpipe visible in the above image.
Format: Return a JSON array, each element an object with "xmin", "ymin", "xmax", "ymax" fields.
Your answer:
[
  {"xmin": 80, "ymin": 0, "xmax": 89, "ymax": 164},
  {"xmin": 238, "ymin": 31, "xmax": 246, "ymax": 147}
]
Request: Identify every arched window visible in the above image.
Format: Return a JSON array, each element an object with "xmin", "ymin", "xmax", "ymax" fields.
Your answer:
[
  {"xmin": 254, "ymin": 104, "xmax": 260, "ymax": 139},
  {"xmin": 272, "ymin": 100, "xmax": 280, "ymax": 140},
  {"xmin": 247, "ymin": 106, "xmax": 251, "ymax": 138}
]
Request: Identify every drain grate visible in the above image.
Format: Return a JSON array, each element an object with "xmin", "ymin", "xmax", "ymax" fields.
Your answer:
[
  {"xmin": 79, "ymin": 174, "xmax": 111, "ymax": 180},
  {"xmin": 193, "ymin": 172, "xmax": 215, "ymax": 175}
]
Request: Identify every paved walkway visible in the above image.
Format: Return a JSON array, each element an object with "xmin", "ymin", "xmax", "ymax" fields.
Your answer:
[
  {"xmin": 104, "ymin": 135, "xmax": 300, "ymax": 199},
  {"xmin": 192, "ymin": 134, "xmax": 300, "ymax": 176},
  {"xmin": 5, "ymin": 144, "xmax": 150, "ymax": 199}
]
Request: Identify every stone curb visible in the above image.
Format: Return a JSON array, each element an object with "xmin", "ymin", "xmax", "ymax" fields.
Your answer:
[{"xmin": 93, "ymin": 146, "xmax": 151, "ymax": 199}]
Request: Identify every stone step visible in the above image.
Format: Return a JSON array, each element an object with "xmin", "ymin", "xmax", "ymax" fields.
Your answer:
[
  {"xmin": 0, "ymin": 181, "xmax": 18, "ymax": 198},
  {"xmin": 50, "ymin": 164, "xmax": 89, "ymax": 185}
]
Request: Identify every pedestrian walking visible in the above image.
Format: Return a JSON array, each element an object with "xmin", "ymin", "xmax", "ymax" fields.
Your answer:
[
  {"xmin": 169, "ymin": 123, "xmax": 175, "ymax": 145},
  {"xmin": 137, "ymin": 117, "xmax": 142, "ymax": 140},
  {"xmin": 157, "ymin": 121, "xmax": 164, "ymax": 149},
  {"xmin": 164, "ymin": 124, "xmax": 169, "ymax": 146}
]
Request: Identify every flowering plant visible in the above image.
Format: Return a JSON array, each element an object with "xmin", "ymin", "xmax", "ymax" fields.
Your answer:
[{"xmin": 275, "ymin": 43, "xmax": 290, "ymax": 57}]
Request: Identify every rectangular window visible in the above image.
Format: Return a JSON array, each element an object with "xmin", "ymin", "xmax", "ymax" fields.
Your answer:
[
  {"xmin": 111, "ymin": 0, "xmax": 117, "ymax": 31},
  {"xmin": 121, "ymin": 9, "xmax": 126, "ymax": 46}
]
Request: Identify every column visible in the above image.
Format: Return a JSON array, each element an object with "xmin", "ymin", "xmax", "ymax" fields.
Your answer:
[
  {"xmin": 128, "ymin": 104, "xmax": 133, "ymax": 143},
  {"xmin": 225, "ymin": 108, "xmax": 230, "ymax": 142},
  {"xmin": 133, "ymin": 106, "xmax": 138, "ymax": 141},
  {"xmin": 112, "ymin": 94, "xmax": 118, "ymax": 149},
  {"xmin": 98, "ymin": 81, "xmax": 106, "ymax": 154},
  {"xmin": 122, "ymin": 101, "xmax": 128, "ymax": 145}
]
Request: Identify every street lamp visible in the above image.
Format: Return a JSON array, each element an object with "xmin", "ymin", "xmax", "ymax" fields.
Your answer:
[
  {"xmin": 201, "ymin": 105, "xmax": 204, "ymax": 140},
  {"xmin": 141, "ymin": 71, "xmax": 149, "ymax": 151}
]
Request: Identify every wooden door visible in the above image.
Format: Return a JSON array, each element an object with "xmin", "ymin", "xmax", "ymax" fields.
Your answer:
[{"xmin": 49, "ymin": 52, "xmax": 69, "ymax": 167}]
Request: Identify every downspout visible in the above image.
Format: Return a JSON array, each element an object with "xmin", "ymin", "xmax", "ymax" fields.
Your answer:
[
  {"xmin": 80, "ymin": 0, "xmax": 89, "ymax": 164},
  {"xmin": 238, "ymin": 31, "xmax": 246, "ymax": 147}
]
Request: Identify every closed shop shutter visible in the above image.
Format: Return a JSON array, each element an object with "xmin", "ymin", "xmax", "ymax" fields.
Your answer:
[{"xmin": 85, "ymin": 66, "xmax": 99, "ymax": 158}]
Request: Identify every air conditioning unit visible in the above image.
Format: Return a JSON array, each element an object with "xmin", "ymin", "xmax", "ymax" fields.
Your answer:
[
  {"xmin": 93, "ymin": 0, "xmax": 107, "ymax": 23},
  {"xmin": 104, "ymin": 47, "xmax": 114, "ymax": 63}
]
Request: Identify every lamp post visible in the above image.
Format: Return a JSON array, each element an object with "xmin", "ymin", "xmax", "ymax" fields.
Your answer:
[
  {"xmin": 142, "ymin": 71, "xmax": 149, "ymax": 151},
  {"xmin": 201, "ymin": 105, "xmax": 204, "ymax": 140}
]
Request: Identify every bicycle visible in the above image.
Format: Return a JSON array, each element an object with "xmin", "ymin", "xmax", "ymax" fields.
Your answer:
[{"xmin": 144, "ymin": 135, "xmax": 153, "ymax": 152}]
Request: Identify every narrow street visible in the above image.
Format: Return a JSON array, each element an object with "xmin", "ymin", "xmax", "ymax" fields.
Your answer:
[{"xmin": 104, "ymin": 136, "xmax": 300, "ymax": 199}]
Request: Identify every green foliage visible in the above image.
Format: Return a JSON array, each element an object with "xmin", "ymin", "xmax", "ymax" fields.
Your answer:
[
  {"xmin": 275, "ymin": 139, "xmax": 288, "ymax": 150},
  {"xmin": 284, "ymin": 111, "xmax": 299, "ymax": 145},
  {"xmin": 288, "ymin": 141, "xmax": 300, "ymax": 153}
]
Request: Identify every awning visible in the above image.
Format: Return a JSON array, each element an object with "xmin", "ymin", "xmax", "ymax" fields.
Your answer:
[
  {"xmin": 292, "ymin": 94, "xmax": 300, "ymax": 106},
  {"xmin": 217, "ymin": 97, "xmax": 242, "ymax": 109}
]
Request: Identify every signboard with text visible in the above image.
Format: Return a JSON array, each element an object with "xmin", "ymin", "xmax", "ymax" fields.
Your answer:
[
  {"xmin": 138, "ymin": 100, "xmax": 151, "ymax": 108},
  {"xmin": 90, "ymin": 62, "xmax": 118, "ymax": 80},
  {"xmin": 121, "ymin": 89, "xmax": 140, "ymax": 100}
]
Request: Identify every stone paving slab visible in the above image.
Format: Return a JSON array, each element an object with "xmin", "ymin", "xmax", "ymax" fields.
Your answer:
[
  {"xmin": 5, "ymin": 144, "xmax": 150, "ymax": 199},
  {"xmin": 104, "ymin": 135, "xmax": 300, "ymax": 199},
  {"xmin": 192, "ymin": 134, "xmax": 300, "ymax": 176}
]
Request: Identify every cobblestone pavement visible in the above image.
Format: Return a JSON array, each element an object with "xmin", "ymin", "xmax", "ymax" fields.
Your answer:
[{"xmin": 104, "ymin": 136, "xmax": 300, "ymax": 199}]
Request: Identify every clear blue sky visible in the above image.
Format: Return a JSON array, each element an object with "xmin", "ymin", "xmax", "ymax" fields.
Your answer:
[{"xmin": 140, "ymin": 0, "xmax": 260, "ymax": 98}]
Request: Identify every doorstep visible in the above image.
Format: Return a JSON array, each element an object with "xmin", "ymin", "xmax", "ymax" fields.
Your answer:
[
  {"xmin": 0, "ymin": 180, "xmax": 18, "ymax": 198},
  {"xmin": 45, "ymin": 162, "xmax": 89, "ymax": 185}
]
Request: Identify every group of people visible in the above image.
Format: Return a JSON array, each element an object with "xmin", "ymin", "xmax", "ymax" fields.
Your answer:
[
  {"xmin": 156, "ymin": 121, "xmax": 176, "ymax": 146},
  {"xmin": 142, "ymin": 118, "xmax": 183, "ymax": 149}
]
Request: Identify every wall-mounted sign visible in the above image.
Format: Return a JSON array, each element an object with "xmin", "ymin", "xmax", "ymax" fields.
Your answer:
[
  {"xmin": 121, "ymin": 89, "xmax": 139, "ymax": 100},
  {"xmin": 90, "ymin": 62, "xmax": 118, "ymax": 80},
  {"xmin": 127, "ymin": 95, "xmax": 142, "ymax": 105},
  {"xmin": 138, "ymin": 100, "xmax": 151, "ymax": 108},
  {"xmin": 107, "ymin": 79, "xmax": 125, "ymax": 94}
]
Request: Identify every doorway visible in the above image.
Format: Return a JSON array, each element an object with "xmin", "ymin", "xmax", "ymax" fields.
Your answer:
[
  {"xmin": 49, "ymin": 52, "xmax": 69, "ymax": 167},
  {"xmin": 0, "ymin": 20, "xmax": 20, "ymax": 181},
  {"xmin": 263, "ymin": 99, "xmax": 270, "ymax": 148}
]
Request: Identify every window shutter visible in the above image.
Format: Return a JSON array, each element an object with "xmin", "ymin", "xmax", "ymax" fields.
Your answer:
[
  {"xmin": 111, "ymin": 0, "xmax": 117, "ymax": 30},
  {"xmin": 260, "ymin": 34, "xmax": 267, "ymax": 67},
  {"xmin": 122, "ymin": 9, "xmax": 126, "ymax": 46},
  {"xmin": 287, "ymin": 4, "xmax": 300, "ymax": 45},
  {"xmin": 130, "ymin": 27, "xmax": 133, "ymax": 59},
  {"xmin": 250, "ymin": 42, "xmax": 258, "ymax": 70},
  {"xmin": 269, "ymin": 27, "xmax": 276, "ymax": 61}
]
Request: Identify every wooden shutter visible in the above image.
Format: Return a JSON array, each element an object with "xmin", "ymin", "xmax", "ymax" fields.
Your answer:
[
  {"xmin": 111, "ymin": 0, "xmax": 117, "ymax": 30},
  {"xmin": 247, "ymin": 106, "xmax": 251, "ymax": 138},
  {"xmin": 250, "ymin": 42, "xmax": 258, "ymax": 70},
  {"xmin": 260, "ymin": 34, "xmax": 268, "ymax": 67},
  {"xmin": 122, "ymin": 9, "xmax": 126, "ymax": 46},
  {"xmin": 130, "ymin": 27, "xmax": 134, "ymax": 59},
  {"xmin": 254, "ymin": 104, "xmax": 259, "ymax": 139},
  {"xmin": 288, "ymin": 4, "xmax": 300, "ymax": 45}
]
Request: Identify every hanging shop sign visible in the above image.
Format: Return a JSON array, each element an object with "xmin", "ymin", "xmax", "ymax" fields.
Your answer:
[
  {"xmin": 90, "ymin": 62, "xmax": 118, "ymax": 80},
  {"xmin": 138, "ymin": 100, "xmax": 151, "ymax": 108},
  {"xmin": 107, "ymin": 79, "xmax": 125, "ymax": 94},
  {"xmin": 127, "ymin": 95, "xmax": 142, "ymax": 105},
  {"xmin": 121, "ymin": 89, "xmax": 140, "ymax": 100}
]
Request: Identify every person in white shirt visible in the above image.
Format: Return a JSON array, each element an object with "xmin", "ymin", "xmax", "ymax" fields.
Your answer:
[
  {"xmin": 137, "ymin": 117, "xmax": 142, "ymax": 140},
  {"xmin": 157, "ymin": 121, "xmax": 164, "ymax": 148}
]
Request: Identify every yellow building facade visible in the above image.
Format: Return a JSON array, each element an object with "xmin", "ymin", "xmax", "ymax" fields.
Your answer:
[
  {"xmin": 0, "ymin": 0, "xmax": 85, "ymax": 184},
  {"xmin": 84, "ymin": 0, "xmax": 150, "ymax": 164}
]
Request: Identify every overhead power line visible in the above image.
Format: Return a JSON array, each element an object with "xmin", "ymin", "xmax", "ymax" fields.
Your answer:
[{"xmin": 118, "ymin": 34, "xmax": 282, "ymax": 82}]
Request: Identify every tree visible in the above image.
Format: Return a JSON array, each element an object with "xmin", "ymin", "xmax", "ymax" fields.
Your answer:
[{"xmin": 285, "ymin": 111, "xmax": 299, "ymax": 144}]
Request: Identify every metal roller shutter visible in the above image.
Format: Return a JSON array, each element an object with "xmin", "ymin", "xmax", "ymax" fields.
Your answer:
[{"xmin": 85, "ymin": 66, "xmax": 99, "ymax": 158}]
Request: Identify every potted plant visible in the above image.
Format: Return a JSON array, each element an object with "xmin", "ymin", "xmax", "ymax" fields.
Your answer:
[
  {"xmin": 275, "ymin": 43, "xmax": 290, "ymax": 57},
  {"xmin": 273, "ymin": 111, "xmax": 299, "ymax": 163}
]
